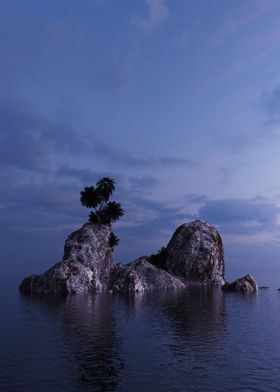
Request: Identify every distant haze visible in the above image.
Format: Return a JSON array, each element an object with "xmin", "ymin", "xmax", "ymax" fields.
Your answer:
[{"xmin": 1, "ymin": 0, "xmax": 280, "ymax": 287}]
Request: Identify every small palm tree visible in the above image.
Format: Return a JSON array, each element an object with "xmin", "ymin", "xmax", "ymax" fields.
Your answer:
[
  {"xmin": 101, "ymin": 201, "xmax": 124, "ymax": 223},
  {"xmin": 109, "ymin": 232, "xmax": 120, "ymax": 248},
  {"xmin": 80, "ymin": 186, "xmax": 101, "ymax": 208},
  {"xmin": 96, "ymin": 177, "xmax": 115, "ymax": 201},
  {"xmin": 80, "ymin": 177, "xmax": 124, "ymax": 247}
]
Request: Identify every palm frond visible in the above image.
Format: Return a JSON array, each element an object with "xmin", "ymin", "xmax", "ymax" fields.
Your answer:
[
  {"xmin": 96, "ymin": 177, "xmax": 115, "ymax": 202},
  {"xmin": 102, "ymin": 201, "xmax": 124, "ymax": 223},
  {"xmin": 80, "ymin": 186, "xmax": 101, "ymax": 208},
  {"xmin": 88, "ymin": 211, "xmax": 100, "ymax": 224},
  {"xmin": 109, "ymin": 232, "xmax": 119, "ymax": 248}
]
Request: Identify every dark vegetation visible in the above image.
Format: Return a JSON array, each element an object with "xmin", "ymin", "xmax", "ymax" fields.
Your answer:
[
  {"xmin": 80, "ymin": 177, "xmax": 124, "ymax": 248},
  {"xmin": 109, "ymin": 232, "xmax": 119, "ymax": 248},
  {"xmin": 149, "ymin": 246, "xmax": 168, "ymax": 269}
]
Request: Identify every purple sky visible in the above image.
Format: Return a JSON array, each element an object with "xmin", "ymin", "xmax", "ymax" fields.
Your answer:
[{"xmin": 1, "ymin": 0, "xmax": 280, "ymax": 285}]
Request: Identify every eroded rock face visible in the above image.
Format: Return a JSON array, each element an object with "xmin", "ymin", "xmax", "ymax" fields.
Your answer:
[
  {"xmin": 63, "ymin": 223, "xmax": 113, "ymax": 288},
  {"xmin": 222, "ymin": 274, "xmax": 258, "ymax": 293},
  {"xmin": 19, "ymin": 224, "xmax": 113, "ymax": 295},
  {"xmin": 109, "ymin": 257, "xmax": 186, "ymax": 293},
  {"xmin": 165, "ymin": 220, "xmax": 225, "ymax": 286},
  {"xmin": 20, "ymin": 219, "xmax": 255, "ymax": 296}
]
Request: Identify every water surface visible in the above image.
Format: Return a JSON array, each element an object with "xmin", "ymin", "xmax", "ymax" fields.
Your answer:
[{"xmin": 1, "ymin": 277, "xmax": 280, "ymax": 391}]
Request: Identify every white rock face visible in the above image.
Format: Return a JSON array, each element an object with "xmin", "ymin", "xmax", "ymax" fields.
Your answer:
[
  {"xmin": 19, "ymin": 224, "xmax": 113, "ymax": 295},
  {"xmin": 109, "ymin": 257, "xmax": 186, "ymax": 293},
  {"xmin": 165, "ymin": 220, "xmax": 225, "ymax": 286},
  {"xmin": 63, "ymin": 223, "xmax": 113, "ymax": 289}
]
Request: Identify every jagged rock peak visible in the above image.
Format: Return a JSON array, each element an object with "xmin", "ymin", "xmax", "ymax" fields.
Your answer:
[
  {"xmin": 63, "ymin": 223, "xmax": 113, "ymax": 274},
  {"xmin": 165, "ymin": 220, "xmax": 225, "ymax": 286}
]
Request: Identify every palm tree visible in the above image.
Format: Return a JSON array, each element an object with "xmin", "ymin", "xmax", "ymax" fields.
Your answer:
[
  {"xmin": 109, "ymin": 232, "xmax": 120, "ymax": 248},
  {"xmin": 80, "ymin": 186, "xmax": 101, "ymax": 208},
  {"xmin": 100, "ymin": 201, "xmax": 124, "ymax": 224},
  {"xmin": 80, "ymin": 177, "xmax": 124, "ymax": 246}
]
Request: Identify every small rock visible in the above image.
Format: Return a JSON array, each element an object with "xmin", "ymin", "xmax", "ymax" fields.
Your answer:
[{"xmin": 222, "ymin": 274, "xmax": 258, "ymax": 293}]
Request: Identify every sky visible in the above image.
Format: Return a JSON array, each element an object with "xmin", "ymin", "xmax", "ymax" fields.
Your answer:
[{"xmin": 1, "ymin": 0, "xmax": 280, "ymax": 286}]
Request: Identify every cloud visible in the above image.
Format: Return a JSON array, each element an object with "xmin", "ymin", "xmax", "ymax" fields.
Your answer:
[
  {"xmin": 131, "ymin": 0, "xmax": 169, "ymax": 33},
  {"xmin": 0, "ymin": 97, "xmax": 193, "ymax": 176},
  {"xmin": 215, "ymin": 81, "xmax": 280, "ymax": 160},
  {"xmin": 212, "ymin": 0, "xmax": 278, "ymax": 46},
  {"xmin": 0, "ymin": 157, "xmax": 190, "ymax": 267},
  {"xmin": 0, "ymin": 98, "xmax": 91, "ymax": 171},
  {"xmin": 128, "ymin": 176, "xmax": 159, "ymax": 193},
  {"xmin": 0, "ymin": 99, "xmax": 50, "ymax": 170},
  {"xmin": 198, "ymin": 197, "xmax": 280, "ymax": 235},
  {"xmin": 0, "ymin": 91, "xmax": 196, "ymax": 267},
  {"xmin": 0, "ymin": 5, "xmax": 138, "ymax": 101},
  {"xmin": 184, "ymin": 193, "xmax": 208, "ymax": 204},
  {"xmin": 219, "ymin": 167, "xmax": 236, "ymax": 185},
  {"xmin": 115, "ymin": 196, "xmax": 192, "ymax": 262},
  {"xmin": 93, "ymin": 141, "xmax": 197, "ymax": 168},
  {"xmin": 57, "ymin": 166, "xmax": 117, "ymax": 186},
  {"xmin": 0, "ymin": 175, "xmax": 80, "ymax": 219},
  {"xmin": 220, "ymin": 125, "xmax": 280, "ymax": 158}
]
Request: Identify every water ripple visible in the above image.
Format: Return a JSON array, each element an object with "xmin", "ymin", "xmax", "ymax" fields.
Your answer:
[{"xmin": 1, "ymin": 284, "xmax": 280, "ymax": 391}]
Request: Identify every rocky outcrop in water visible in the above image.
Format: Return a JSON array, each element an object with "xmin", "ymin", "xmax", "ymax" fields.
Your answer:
[
  {"xmin": 19, "ymin": 224, "xmax": 113, "ymax": 295},
  {"xmin": 222, "ymin": 274, "xmax": 258, "ymax": 293},
  {"xmin": 164, "ymin": 220, "xmax": 225, "ymax": 286},
  {"xmin": 19, "ymin": 219, "xmax": 257, "ymax": 295}
]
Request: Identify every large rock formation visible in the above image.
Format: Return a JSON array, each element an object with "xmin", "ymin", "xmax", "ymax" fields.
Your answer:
[
  {"xmin": 20, "ymin": 219, "xmax": 258, "ymax": 296},
  {"xmin": 222, "ymin": 274, "xmax": 258, "ymax": 293},
  {"xmin": 19, "ymin": 224, "xmax": 113, "ymax": 295},
  {"xmin": 164, "ymin": 220, "xmax": 225, "ymax": 286}
]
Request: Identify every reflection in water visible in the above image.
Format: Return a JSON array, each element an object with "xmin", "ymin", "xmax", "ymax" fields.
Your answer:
[
  {"xmin": 118, "ymin": 287, "xmax": 226, "ymax": 341},
  {"xmin": 25, "ymin": 293, "xmax": 123, "ymax": 392},
  {"xmin": 20, "ymin": 289, "xmax": 227, "ymax": 391},
  {"xmin": 16, "ymin": 288, "xmax": 280, "ymax": 392},
  {"xmin": 61, "ymin": 294, "xmax": 123, "ymax": 391},
  {"xmin": 110, "ymin": 289, "xmax": 227, "ymax": 392},
  {"xmin": 161, "ymin": 287, "xmax": 226, "ymax": 340},
  {"xmin": 158, "ymin": 287, "xmax": 227, "ymax": 377}
]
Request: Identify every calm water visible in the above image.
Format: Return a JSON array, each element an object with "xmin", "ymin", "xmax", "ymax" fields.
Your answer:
[{"xmin": 1, "ymin": 276, "xmax": 280, "ymax": 392}]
